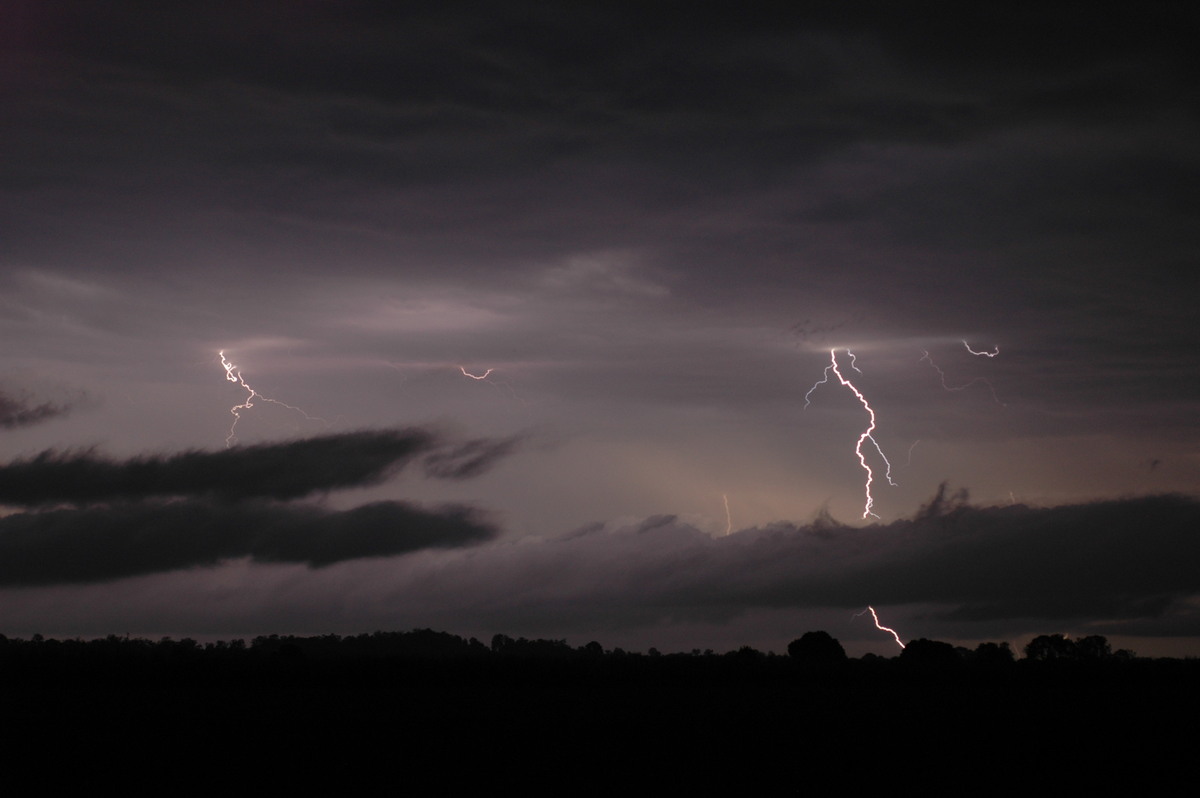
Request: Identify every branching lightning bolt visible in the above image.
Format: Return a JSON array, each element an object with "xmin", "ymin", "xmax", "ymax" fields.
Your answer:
[
  {"xmin": 855, "ymin": 605, "xmax": 906, "ymax": 649},
  {"xmin": 962, "ymin": 340, "xmax": 999, "ymax": 358},
  {"xmin": 803, "ymin": 360, "xmax": 833, "ymax": 409},
  {"xmin": 805, "ymin": 349, "xmax": 896, "ymax": 519},
  {"xmin": 219, "ymin": 350, "xmax": 325, "ymax": 448}
]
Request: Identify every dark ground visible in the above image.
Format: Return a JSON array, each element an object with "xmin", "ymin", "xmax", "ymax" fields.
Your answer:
[{"xmin": 1, "ymin": 632, "xmax": 1193, "ymax": 792}]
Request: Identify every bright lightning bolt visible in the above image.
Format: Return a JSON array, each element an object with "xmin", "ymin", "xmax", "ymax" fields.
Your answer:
[
  {"xmin": 459, "ymin": 366, "xmax": 495, "ymax": 380},
  {"xmin": 855, "ymin": 605, "xmax": 906, "ymax": 650},
  {"xmin": 962, "ymin": 340, "xmax": 999, "ymax": 358},
  {"xmin": 218, "ymin": 350, "xmax": 325, "ymax": 448},
  {"xmin": 805, "ymin": 349, "xmax": 896, "ymax": 519}
]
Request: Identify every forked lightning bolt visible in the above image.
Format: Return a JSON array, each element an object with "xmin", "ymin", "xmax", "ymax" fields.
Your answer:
[
  {"xmin": 219, "ymin": 350, "xmax": 324, "ymax": 447},
  {"xmin": 805, "ymin": 349, "xmax": 896, "ymax": 519},
  {"xmin": 855, "ymin": 605, "xmax": 906, "ymax": 649}
]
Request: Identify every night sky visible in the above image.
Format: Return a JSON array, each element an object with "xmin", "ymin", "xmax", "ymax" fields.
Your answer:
[{"xmin": 2, "ymin": 3, "xmax": 1198, "ymax": 656}]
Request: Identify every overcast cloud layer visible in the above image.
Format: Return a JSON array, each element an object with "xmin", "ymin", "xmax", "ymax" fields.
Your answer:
[{"xmin": 1, "ymin": 4, "xmax": 1197, "ymax": 653}]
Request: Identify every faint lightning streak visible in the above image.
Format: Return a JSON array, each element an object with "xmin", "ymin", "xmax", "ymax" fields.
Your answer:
[
  {"xmin": 854, "ymin": 606, "xmax": 906, "ymax": 649},
  {"xmin": 458, "ymin": 364, "xmax": 526, "ymax": 406},
  {"xmin": 962, "ymin": 340, "xmax": 999, "ymax": 358},
  {"xmin": 906, "ymin": 440, "xmax": 920, "ymax": 466},
  {"xmin": 803, "ymin": 362, "xmax": 834, "ymax": 409},
  {"xmin": 218, "ymin": 351, "xmax": 325, "ymax": 448},
  {"xmin": 807, "ymin": 349, "xmax": 895, "ymax": 518},
  {"xmin": 846, "ymin": 350, "xmax": 862, "ymax": 374},
  {"xmin": 867, "ymin": 435, "xmax": 898, "ymax": 487},
  {"xmin": 920, "ymin": 350, "xmax": 1005, "ymax": 406},
  {"xmin": 722, "ymin": 493, "xmax": 732, "ymax": 536}
]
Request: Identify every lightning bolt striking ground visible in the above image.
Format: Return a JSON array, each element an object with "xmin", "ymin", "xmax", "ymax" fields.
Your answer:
[
  {"xmin": 219, "ymin": 350, "xmax": 325, "ymax": 447},
  {"xmin": 855, "ymin": 606, "xmax": 906, "ymax": 650},
  {"xmin": 805, "ymin": 349, "xmax": 896, "ymax": 518}
]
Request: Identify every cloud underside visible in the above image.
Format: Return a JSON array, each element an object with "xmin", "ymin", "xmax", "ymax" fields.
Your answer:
[
  {"xmin": 343, "ymin": 493, "xmax": 1199, "ymax": 637},
  {"xmin": 0, "ymin": 500, "xmax": 496, "ymax": 586},
  {"xmin": 0, "ymin": 429, "xmax": 519, "ymax": 506},
  {"xmin": 1, "ymin": 492, "xmax": 1196, "ymax": 638}
]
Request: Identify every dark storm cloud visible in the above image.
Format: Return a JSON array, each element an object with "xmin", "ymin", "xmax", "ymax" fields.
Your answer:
[
  {"xmin": 421, "ymin": 435, "xmax": 523, "ymax": 480},
  {"xmin": 739, "ymin": 491, "xmax": 1200, "ymax": 624},
  {"xmin": 10, "ymin": 3, "xmax": 1193, "ymax": 243},
  {"xmin": 0, "ymin": 429, "xmax": 515, "ymax": 507},
  {"xmin": 5, "ymin": 2, "xmax": 1196, "ymax": 372},
  {"xmin": 385, "ymin": 491, "xmax": 1200, "ymax": 638},
  {"xmin": 0, "ymin": 391, "xmax": 73, "ymax": 429},
  {"xmin": 0, "ymin": 499, "xmax": 497, "ymax": 586}
]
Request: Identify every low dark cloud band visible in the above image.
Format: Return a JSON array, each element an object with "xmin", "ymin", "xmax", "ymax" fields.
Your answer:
[
  {"xmin": 367, "ymin": 492, "xmax": 1200, "ymax": 640},
  {"xmin": 0, "ymin": 499, "xmax": 497, "ymax": 586},
  {"xmin": 0, "ymin": 391, "xmax": 73, "ymax": 430},
  {"xmin": 0, "ymin": 428, "xmax": 516, "ymax": 507}
]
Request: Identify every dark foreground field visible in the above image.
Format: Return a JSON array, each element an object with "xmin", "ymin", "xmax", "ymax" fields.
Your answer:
[{"xmin": 2, "ymin": 631, "xmax": 1194, "ymax": 792}]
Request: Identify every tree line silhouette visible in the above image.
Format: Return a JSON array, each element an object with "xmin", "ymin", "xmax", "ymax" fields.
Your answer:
[
  {"xmin": 0, "ymin": 627, "xmax": 1159, "ymax": 673},
  {"xmin": 2, "ymin": 627, "xmax": 1192, "ymax": 790}
]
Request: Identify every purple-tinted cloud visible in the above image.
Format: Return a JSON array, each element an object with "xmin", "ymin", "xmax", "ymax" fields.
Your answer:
[
  {"xmin": 0, "ymin": 428, "xmax": 517, "ymax": 507},
  {"xmin": 0, "ymin": 499, "xmax": 497, "ymax": 586}
]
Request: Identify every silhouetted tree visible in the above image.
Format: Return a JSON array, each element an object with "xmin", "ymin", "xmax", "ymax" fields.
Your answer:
[
  {"xmin": 1024, "ymin": 634, "xmax": 1077, "ymax": 661},
  {"xmin": 579, "ymin": 641, "xmax": 604, "ymax": 658},
  {"xmin": 1075, "ymin": 635, "xmax": 1112, "ymax": 661},
  {"xmin": 973, "ymin": 641, "xmax": 1015, "ymax": 665},
  {"xmin": 899, "ymin": 638, "xmax": 961, "ymax": 668},
  {"xmin": 730, "ymin": 645, "xmax": 764, "ymax": 663},
  {"xmin": 787, "ymin": 631, "xmax": 847, "ymax": 665}
]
